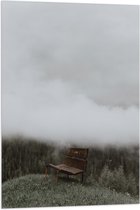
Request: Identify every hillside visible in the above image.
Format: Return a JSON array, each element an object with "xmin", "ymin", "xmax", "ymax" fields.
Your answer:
[{"xmin": 2, "ymin": 174, "xmax": 139, "ymax": 208}]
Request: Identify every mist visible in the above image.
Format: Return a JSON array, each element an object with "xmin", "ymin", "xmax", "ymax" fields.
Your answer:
[
  {"xmin": 1, "ymin": 2, "xmax": 139, "ymax": 146},
  {"xmin": 2, "ymin": 79, "xmax": 139, "ymax": 146}
]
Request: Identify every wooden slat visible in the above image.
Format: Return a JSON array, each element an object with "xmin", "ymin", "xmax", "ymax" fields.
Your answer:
[
  {"xmin": 66, "ymin": 148, "xmax": 88, "ymax": 160},
  {"xmin": 51, "ymin": 164, "xmax": 83, "ymax": 175},
  {"xmin": 64, "ymin": 155, "xmax": 87, "ymax": 162},
  {"xmin": 64, "ymin": 156, "xmax": 87, "ymax": 171}
]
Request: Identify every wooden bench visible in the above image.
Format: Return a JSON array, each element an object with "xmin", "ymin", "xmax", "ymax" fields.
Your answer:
[{"xmin": 45, "ymin": 148, "xmax": 88, "ymax": 183}]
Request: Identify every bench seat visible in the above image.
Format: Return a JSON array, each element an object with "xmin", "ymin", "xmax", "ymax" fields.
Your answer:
[{"xmin": 49, "ymin": 163, "xmax": 83, "ymax": 175}]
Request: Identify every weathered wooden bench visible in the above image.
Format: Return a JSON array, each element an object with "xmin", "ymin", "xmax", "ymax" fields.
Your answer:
[{"xmin": 45, "ymin": 148, "xmax": 88, "ymax": 183}]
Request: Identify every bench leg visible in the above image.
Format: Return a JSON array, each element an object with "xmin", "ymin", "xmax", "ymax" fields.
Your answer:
[
  {"xmin": 45, "ymin": 164, "xmax": 50, "ymax": 178},
  {"xmin": 81, "ymin": 173, "xmax": 84, "ymax": 183},
  {"xmin": 55, "ymin": 170, "xmax": 59, "ymax": 183},
  {"xmin": 44, "ymin": 167, "xmax": 49, "ymax": 182},
  {"xmin": 45, "ymin": 167, "xmax": 48, "ymax": 176}
]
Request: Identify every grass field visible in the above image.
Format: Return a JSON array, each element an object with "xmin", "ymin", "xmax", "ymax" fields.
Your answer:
[{"xmin": 2, "ymin": 174, "xmax": 139, "ymax": 208}]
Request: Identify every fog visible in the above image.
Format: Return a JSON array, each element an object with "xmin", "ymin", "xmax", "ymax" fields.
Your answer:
[{"xmin": 1, "ymin": 2, "xmax": 139, "ymax": 146}]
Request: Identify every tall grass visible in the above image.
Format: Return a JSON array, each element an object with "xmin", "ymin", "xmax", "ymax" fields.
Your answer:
[
  {"xmin": 2, "ymin": 137, "xmax": 139, "ymax": 196},
  {"xmin": 99, "ymin": 165, "xmax": 137, "ymax": 196}
]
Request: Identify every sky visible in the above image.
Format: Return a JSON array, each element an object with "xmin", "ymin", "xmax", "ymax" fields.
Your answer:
[{"xmin": 1, "ymin": 1, "xmax": 139, "ymax": 146}]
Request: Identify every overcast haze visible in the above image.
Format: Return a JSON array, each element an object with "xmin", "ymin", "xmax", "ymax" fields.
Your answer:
[{"xmin": 2, "ymin": 2, "xmax": 139, "ymax": 146}]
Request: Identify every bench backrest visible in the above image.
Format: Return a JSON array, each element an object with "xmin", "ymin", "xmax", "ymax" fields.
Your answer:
[{"xmin": 64, "ymin": 148, "xmax": 88, "ymax": 171}]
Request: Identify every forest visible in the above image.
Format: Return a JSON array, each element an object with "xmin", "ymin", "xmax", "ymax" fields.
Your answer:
[{"xmin": 2, "ymin": 137, "xmax": 139, "ymax": 196}]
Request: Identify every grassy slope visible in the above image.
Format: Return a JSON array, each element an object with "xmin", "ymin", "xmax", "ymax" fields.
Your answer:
[{"xmin": 2, "ymin": 174, "xmax": 139, "ymax": 208}]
